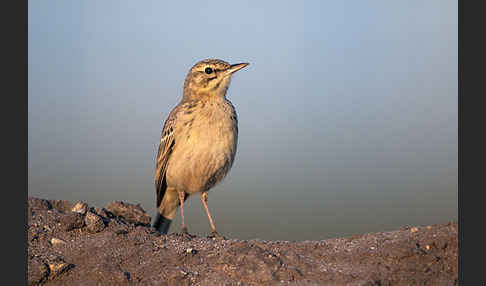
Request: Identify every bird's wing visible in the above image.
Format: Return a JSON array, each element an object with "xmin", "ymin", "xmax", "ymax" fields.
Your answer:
[{"xmin": 155, "ymin": 107, "xmax": 179, "ymax": 207}]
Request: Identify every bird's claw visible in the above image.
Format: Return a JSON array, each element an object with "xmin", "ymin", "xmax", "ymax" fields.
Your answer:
[
  {"xmin": 208, "ymin": 231, "xmax": 225, "ymax": 240},
  {"xmin": 180, "ymin": 227, "xmax": 195, "ymax": 240}
]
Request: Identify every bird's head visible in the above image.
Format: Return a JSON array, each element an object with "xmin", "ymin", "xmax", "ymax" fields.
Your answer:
[{"xmin": 182, "ymin": 59, "xmax": 248, "ymax": 101}]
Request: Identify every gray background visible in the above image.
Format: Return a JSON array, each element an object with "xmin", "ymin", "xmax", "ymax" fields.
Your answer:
[{"xmin": 28, "ymin": 1, "xmax": 457, "ymax": 241}]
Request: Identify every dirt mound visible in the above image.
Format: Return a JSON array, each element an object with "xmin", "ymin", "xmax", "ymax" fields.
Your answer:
[{"xmin": 27, "ymin": 197, "xmax": 458, "ymax": 285}]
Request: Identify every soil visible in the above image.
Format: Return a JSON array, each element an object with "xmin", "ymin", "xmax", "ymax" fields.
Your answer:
[{"xmin": 27, "ymin": 197, "xmax": 458, "ymax": 286}]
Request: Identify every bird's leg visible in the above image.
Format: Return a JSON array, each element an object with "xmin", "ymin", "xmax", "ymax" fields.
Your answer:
[
  {"xmin": 201, "ymin": 192, "xmax": 222, "ymax": 239},
  {"xmin": 178, "ymin": 191, "xmax": 188, "ymax": 234}
]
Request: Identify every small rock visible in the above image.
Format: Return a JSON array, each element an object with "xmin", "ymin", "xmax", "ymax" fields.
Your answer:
[
  {"xmin": 60, "ymin": 212, "xmax": 85, "ymax": 231},
  {"xmin": 85, "ymin": 212, "xmax": 106, "ymax": 233},
  {"xmin": 186, "ymin": 248, "xmax": 197, "ymax": 255},
  {"xmin": 28, "ymin": 197, "xmax": 53, "ymax": 212},
  {"xmin": 28, "ymin": 257, "xmax": 49, "ymax": 286},
  {"xmin": 71, "ymin": 202, "xmax": 88, "ymax": 215},
  {"xmin": 50, "ymin": 238, "xmax": 66, "ymax": 246},
  {"xmin": 49, "ymin": 200, "xmax": 74, "ymax": 213},
  {"xmin": 29, "ymin": 233, "xmax": 39, "ymax": 242},
  {"xmin": 104, "ymin": 201, "xmax": 151, "ymax": 226},
  {"xmin": 48, "ymin": 262, "xmax": 72, "ymax": 278}
]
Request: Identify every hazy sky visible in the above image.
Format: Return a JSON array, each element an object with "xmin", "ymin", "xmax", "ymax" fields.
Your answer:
[{"xmin": 28, "ymin": 1, "xmax": 457, "ymax": 241}]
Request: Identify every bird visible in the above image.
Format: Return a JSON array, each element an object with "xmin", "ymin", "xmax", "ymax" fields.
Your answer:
[{"xmin": 152, "ymin": 59, "xmax": 249, "ymax": 238}]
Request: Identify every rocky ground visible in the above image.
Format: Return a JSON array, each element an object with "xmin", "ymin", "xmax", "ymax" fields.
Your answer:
[{"xmin": 27, "ymin": 197, "xmax": 458, "ymax": 286}]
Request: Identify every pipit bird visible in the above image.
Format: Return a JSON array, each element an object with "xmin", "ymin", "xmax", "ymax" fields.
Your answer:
[{"xmin": 152, "ymin": 59, "xmax": 248, "ymax": 238}]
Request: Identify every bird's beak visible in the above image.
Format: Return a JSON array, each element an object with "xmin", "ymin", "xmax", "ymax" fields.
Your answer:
[{"xmin": 226, "ymin": 63, "xmax": 249, "ymax": 75}]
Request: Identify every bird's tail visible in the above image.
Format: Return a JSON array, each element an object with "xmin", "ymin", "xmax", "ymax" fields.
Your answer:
[
  {"xmin": 152, "ymin": 212, "xmax": 172, "ymax": 234},
  {"xmin": 152, "ymin": 188, "xmax": 185, "ymax": 234}
]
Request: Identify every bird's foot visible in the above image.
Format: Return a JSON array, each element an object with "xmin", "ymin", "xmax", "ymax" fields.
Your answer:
[
  {"xmin": 180, "ymin": 227, "xmax": 195, "ymax": 240},
  {"xmin": 208, "ymin": 231, "xmax": 225, "ymax": 240}
]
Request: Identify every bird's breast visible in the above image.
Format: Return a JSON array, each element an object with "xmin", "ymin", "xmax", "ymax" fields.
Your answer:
[{"xmin": 167, "ymin": 100, "xmax": 238, "ymax": 193}]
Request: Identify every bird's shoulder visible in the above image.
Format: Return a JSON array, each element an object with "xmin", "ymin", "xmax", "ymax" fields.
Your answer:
[{"xmin": 160, "ymin": 100, "xmax": 201, "ymax": 139}]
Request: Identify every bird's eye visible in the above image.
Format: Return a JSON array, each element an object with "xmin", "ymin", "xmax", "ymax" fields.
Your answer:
[{"xmin": 205, "ymin": 67, "xmax": 213, "ymax": 74}]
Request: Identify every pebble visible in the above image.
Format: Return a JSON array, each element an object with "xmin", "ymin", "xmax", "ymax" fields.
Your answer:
[
  {"xmin": 48, "ymin": 262, "xmax": 71, "ymax": 277},
  {"xmin": 186, "ymin": 248, "xmax": 197, "ymax": 255},
  {"xmin": 71, "ymin": 202, "xmax": 88, "ymax": 215},
  {"xmin": 60, "ymin": 212, "xmax": 85, "ymax": 231},
  {"xmin": 50, "ymin": 238, "xmax": 66, "ymax": 246},
  {"xmin": 85, "ymin": 212, "xmax": 105, "ymax": 233},
  {"xmin": 28, "ymin": 257, "xmax": 49, "ymax": 285}
]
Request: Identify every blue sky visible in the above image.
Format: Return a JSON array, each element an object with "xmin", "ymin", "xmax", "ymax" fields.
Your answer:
[{"xmin": 29, "ymin": 1, "xmax": 457, "ymax": 240}]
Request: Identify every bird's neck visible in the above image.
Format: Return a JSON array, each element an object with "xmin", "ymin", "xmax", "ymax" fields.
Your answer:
[{"xmin": 182, "ymin": 88, "xmax": 227, "ymax": 103}]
